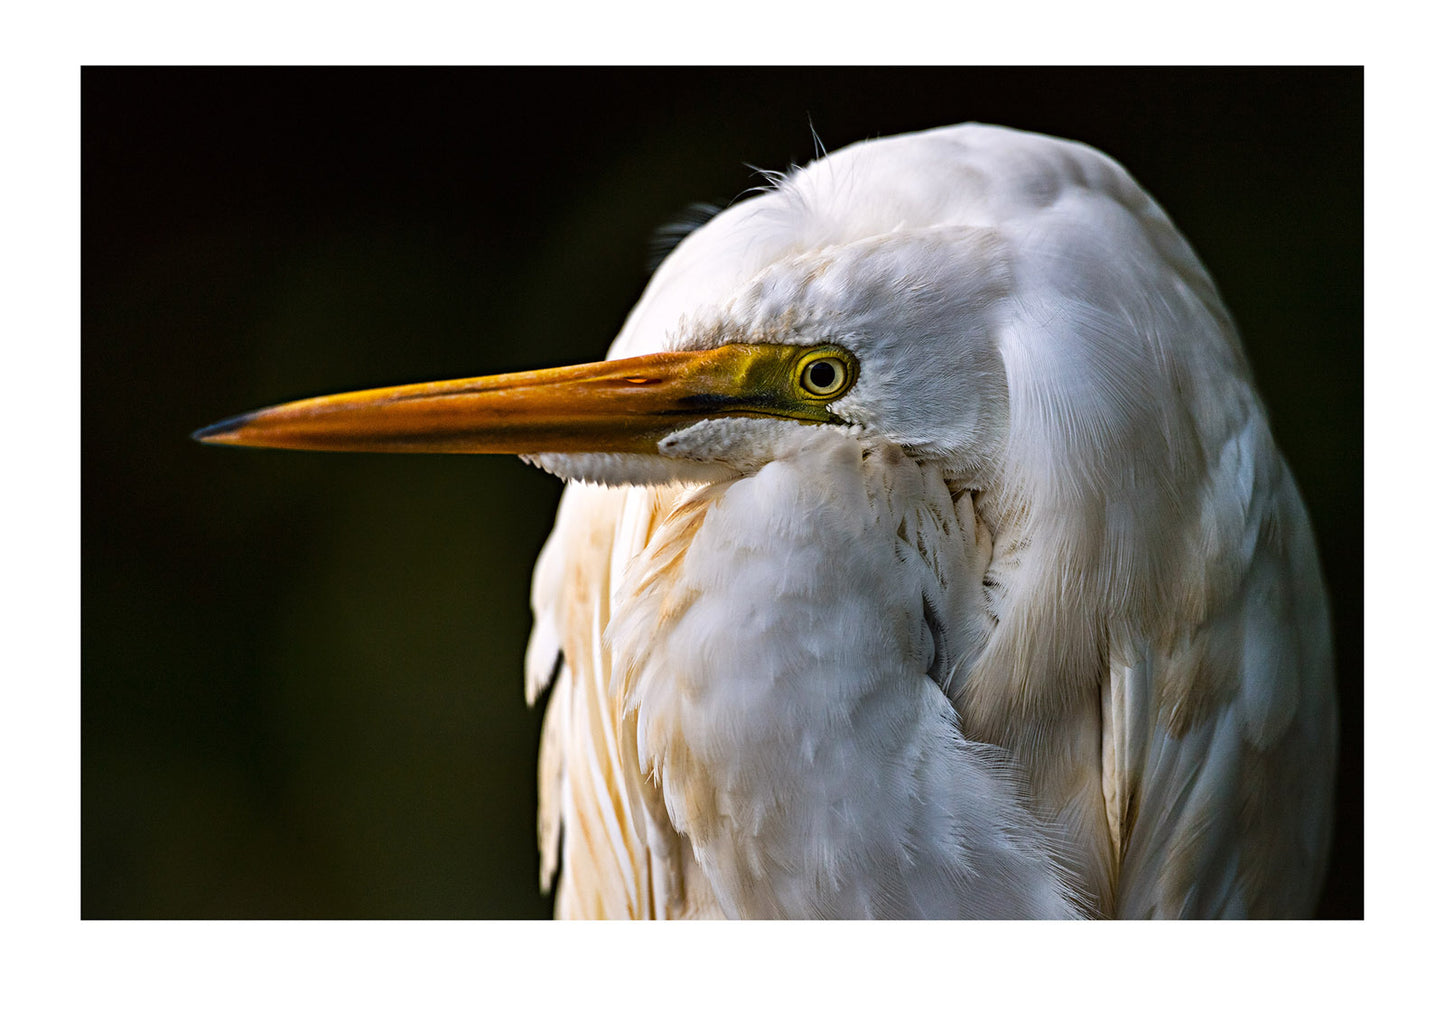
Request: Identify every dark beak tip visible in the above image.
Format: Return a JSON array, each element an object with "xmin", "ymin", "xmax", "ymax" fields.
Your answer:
[{"xmin": 191, "ymin": 413, "xmax": 251, "ymax": 445}]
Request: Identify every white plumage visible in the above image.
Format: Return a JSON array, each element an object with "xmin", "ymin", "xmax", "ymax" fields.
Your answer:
[
  {"xmin": 198, "ymin": 123, "xmax": 1337, "ymax": 918},
  {"xmin": 523, "ymin": 124, "xmax": 1335, "ymax": 918}
]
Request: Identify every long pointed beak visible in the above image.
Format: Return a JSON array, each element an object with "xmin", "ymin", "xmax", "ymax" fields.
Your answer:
[{"xmin": 192, "ymin": 343, "xmax": 854, "ymax": 455}]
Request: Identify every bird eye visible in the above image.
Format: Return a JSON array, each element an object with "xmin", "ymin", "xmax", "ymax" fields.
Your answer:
[{"xmin": 797, "ymin": 352, "xmax": 852, "ymax": 399}]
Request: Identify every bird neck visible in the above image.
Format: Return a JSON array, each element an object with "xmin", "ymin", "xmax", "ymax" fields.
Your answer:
[{"xmin": 608, "ymin": 430, "xmax": 1081, "ymax": 917}]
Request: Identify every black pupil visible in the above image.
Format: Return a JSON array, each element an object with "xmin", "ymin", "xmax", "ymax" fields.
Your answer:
[{"xmin": 808, "ymin": 361, "xmax": 837, "ymax": 391}]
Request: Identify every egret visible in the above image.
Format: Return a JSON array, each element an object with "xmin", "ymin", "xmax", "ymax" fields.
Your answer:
[{"xmin": 195, "ymin": 123, "xmax": 1336, "ymax": 919}]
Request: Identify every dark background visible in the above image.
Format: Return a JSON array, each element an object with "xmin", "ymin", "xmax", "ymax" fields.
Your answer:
[{"xmin": 82, "ymin": 67, "xmax": 1362, "ymax": 918}]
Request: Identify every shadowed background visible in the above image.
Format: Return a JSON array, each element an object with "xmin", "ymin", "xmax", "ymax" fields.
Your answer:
[{"xmin": 82, "ymin": 67, "xmax": 1362, "ymax": 918}]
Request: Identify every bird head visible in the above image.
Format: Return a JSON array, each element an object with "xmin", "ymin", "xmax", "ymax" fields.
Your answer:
[
  {"xmin": 193, "ymin": 222, "xmax": 1013, "ymax": 488},
  {"xmin": 194, "ymin": 122, "xmax": 1235, "ymax": 522}
]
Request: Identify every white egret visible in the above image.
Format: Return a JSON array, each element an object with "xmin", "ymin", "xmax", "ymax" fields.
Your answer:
[{"xmin": 196, "ymin": 123, "xmax": 1336, "ymax": 918}]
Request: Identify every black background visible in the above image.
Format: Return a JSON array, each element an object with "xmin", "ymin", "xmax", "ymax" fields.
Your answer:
[{"xmin": 83, "ymin": 67, "xmax": 1362, "ymax": 918}]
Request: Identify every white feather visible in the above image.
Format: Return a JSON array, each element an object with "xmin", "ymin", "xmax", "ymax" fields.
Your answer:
[{"xmin": 526, "ymin": 123, "xmax": 1335, "ymax": 918}]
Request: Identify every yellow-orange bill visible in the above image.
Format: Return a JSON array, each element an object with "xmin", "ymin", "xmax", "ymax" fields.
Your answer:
[{"xmin": 191, "ymin": 343, "xmax": 853, "ymax": 455}]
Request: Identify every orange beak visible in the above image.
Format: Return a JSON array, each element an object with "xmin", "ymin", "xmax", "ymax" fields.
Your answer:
[{"xmin": 193, "ymin": 344, "xmax": 856, "ymax": 455}]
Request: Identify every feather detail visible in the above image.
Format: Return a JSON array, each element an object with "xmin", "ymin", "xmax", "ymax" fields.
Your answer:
[
  {"xmin": 607, "ymin": 430, "xmax": 1082, "ymax": 918},
  {"xmin": 522, "ymin": 123, "xmax": 1336, "ymax": 918}
]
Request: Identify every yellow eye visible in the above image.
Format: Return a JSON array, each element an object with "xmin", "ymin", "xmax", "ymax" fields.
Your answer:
[{"xmin": 797, "ymin": 353, "xmax": 852, "ymax": 399}]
